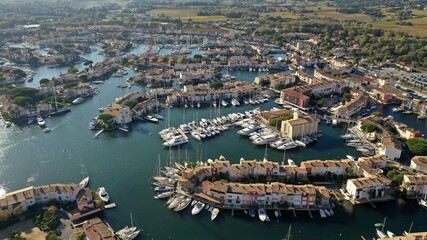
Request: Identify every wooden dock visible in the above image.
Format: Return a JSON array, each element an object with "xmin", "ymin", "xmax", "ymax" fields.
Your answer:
[
  {"xmin": 118, "ymin": 128, "xmax": 129, "ymax": 132},
  {"xmin": 177, "ymin": 128, "xmax": 188, "ymax": 140},
  {"xmin": 94, "ymin": 129, "xmax": 104, "ymax": 138}
]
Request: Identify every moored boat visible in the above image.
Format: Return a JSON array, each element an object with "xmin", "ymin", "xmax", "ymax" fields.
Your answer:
[
  {"xmin": 191, "ymin": 202, "xmax": 206, "ymax": 215},
  {"xmin": 79, "ymin": 176, "xmax": 90, "ymax": 188},
  {"xmin": 37, "ymin": 116, "xmax": 46, "ymax": 127},
  {"xmin": 211, "ymin": 208, "xmax": 219, "ymax": 221},
  {"xmin": 97, "ymin": 187, "xmax": 109, "ymax": 202},
  {"xmin": 258, "ymin": 208, "xmax": 267, "ymax": 222}
]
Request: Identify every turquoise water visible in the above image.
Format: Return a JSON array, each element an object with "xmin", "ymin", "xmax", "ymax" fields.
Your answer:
[{"xmin": 1, "ymin": 50, "xmax": 427, "ymax": 239}]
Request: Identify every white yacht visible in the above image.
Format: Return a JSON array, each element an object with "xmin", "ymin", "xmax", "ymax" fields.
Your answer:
[
  {"xmin": 287, "ymin": 159, "xmax": 296, "ymax": 166},
  {"xmin": 163, "ymin": 136, "xmax": 188, "ymax": 147},
  {"xmin": 145, "ymin": 115, "xmax": 159, "ymax": 123},
  {"xmin": 191, "ymin": 131, "xmax": 201, "ymax": 141},
  {"xmin": 231, "ymin": 98, "xmax": 240, "ymax": 107},
  {"xmin": 191, "ymin": 202, "xmax": 206, "ymax": 215},
  {"xmin": 221, "ymin": 100, "xmax": 228, "ymax": 107},
  {"xmin": 211, "ymin": 208, "xmax": 220, "ymax": 221},
  {"xmin": 252, "ymin": 134, "xmax": 278, "ymax": 145},
  {"xmin": 72, "ymin": 97, "xmax": 85, "ymax": 105},
  {"xmin": 258, "ymin": 208, "xmax": 267, "ymax": 222},
  {"xmin": 37, "ymin": 116, "xmax": 46, "ymax": 127},
  {"xmin": 97, "ymin": 187, "xmax": 109, "ymax": 202},
  {"xmin": 180, "ymin": 124, "xmax": 191, "ymax": 132}
]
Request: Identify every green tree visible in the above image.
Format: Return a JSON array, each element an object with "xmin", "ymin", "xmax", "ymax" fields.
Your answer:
[
  {"xmin": 39, "ymin": 78, "xmax": 50, "ymax": 84},
  {"xmin": 361, "ymin": 123, "xmax": 379, "ymax": 133},
  {"xmin": 210, "ymin": 81, "xmax": 223, "ymax": 90},
  {"xmin": 98, "ymin": 114, "xmax": 114, "ymax": 122},
  {"xmin": 7, "ymin": 229, "xmax": 25, "ymax": 240},
  {"xmin": 76, "ymin": 232, "xmax": 86, "ymax": 240},
  {"xmin": 371, "ymin": 111, "xmax": 382, "ymax": 117},
  {"xmin": 67, "ymin": 66, "xmax": 78, "ymax": 74},
  {"xmin": 124, "ymin": 100, "xmax": 138, "ymax": 108},
  {"xmin": 0, "ymin": 209, "xmax": 9, "ymax": 221},
  {"xmin": 13, "ymin": 96, "xmax": 33, "ymax": 106},
  {"xmin": 407, "ymin": 138, "xmax": 427, "ymax": 155}
]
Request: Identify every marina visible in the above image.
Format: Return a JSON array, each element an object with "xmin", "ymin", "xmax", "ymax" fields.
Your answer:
[{"xmin": 1, "ymin": 45, "xmax": 427, "ymax": 239}]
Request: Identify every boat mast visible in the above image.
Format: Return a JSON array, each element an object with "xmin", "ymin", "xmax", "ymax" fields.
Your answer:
[
  {"xmin": 408, "ymin": 222, "xmax": 413, "ymax": 234},
  {"xmin": 381, "ymin": 218, "xmax": 387, "ymax": 232},
  {"xmin": 284, "ymin": 224, "xmax": 292, "ymax": 240},
  {"xmin": 263, "ymin": 143, "xmax": 268, "ymax": 161},
  {"xmin": 282, "ymin": 149, "xmax": 286, "ymax": 165}
]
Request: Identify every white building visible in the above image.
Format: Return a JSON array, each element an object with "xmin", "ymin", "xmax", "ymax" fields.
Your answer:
[{"xmin": 345, "ymin": 176, "xmax": 391, "ymax": 202}]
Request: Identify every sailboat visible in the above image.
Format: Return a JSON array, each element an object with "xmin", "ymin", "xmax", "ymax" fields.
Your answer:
[
  {"xmin": 49, "ymin": 84, "xmax": 71, "ymax": 116},
  {"xmin": 282, "ymin": 225, "xmax": 292, "ymax": 240},
  {"xmin": 418, "ymin": 192, "xmax": 427, "ymax": 208},
  {"xmin": 375, "ymin": 218, "xmax": 388, "ymax": 238},
  {"xmin": 116, "ymin": 213, "xmax": 141, "ymax": 240},
  {"xmin": 153, "ymin": 92, "xmax": 164, "ymax": 120}
]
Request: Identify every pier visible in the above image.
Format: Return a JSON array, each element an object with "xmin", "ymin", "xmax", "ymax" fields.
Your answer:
[
  {"xmin": 93, "ymin": 129, "xmax": 104, "ymax": 138},
  {"xmin": 177, "ymin": 128, "xmax": 189, "ymax": 140},
  {"xmin": 118, "ymin": 127, "xmax": 130, "ymax": 132}
]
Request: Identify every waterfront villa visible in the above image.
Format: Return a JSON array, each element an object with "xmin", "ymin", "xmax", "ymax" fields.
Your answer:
[
  {"xmin": 280, "ymin": 111, "xmax": 318, "ymax": 140},
  {"xmin": 401, "ymin": 174, "xmax": 427, "ymax": 199},
  {"xmin": 334, "ymin": 90, "xmax": 370, "ymax": 119},
  {"xmin": 345, "ymin": 176, "xmax": 392, "ymax": 204},
  {"xmin": 83, "ymin": 217, "xmax": 114, "ymax": 240},
  {"xmin": 0, "ymin": 184, "xmax": 80, "ymax": 216},
  {"xmin": 197, "ymin": 181, "xmax": 331, "ymax": 209},
  {"xmin": 410, "ymin": 156, "xmax": 427, "ymax": 174},
  {"xmin": 102, "ymin": 104, "xmax": 132, "ymax": 124}
]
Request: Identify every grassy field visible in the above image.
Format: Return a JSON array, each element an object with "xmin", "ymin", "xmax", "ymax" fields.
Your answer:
[
  {"xmin": 373, "ymin": 18, "xmax": 427, "ymax": 36},
  {"xmin": 149, "ymin": 8, "xmax": 227, "ymax": 22}
]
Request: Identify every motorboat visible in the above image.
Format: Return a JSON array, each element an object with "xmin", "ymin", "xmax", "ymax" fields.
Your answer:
[
  {"xmin": 211, "ymin": 208, "xmax": 220, "ymax": 221},
  {"xmin": 5, "ymin": 121, "xmax": 12, "ymax": 128},
  {"xmin": 258, "ymin": 208, "xmax": 267, "ymax": 222},
  {"xmin": 319, "ymin": 209, "xmax": 326, "ymax": 218},
  {"xmin": 104, "ymin": 203, "xmax": 117, "ymax": 209},
  {"xmin": 145, "ymin": 115, "xmax": 159, "ymax": 123},
  {"xmin": 231, "ymin": 98, "xmax": 240, "ymax": 107},
  {"xmin": 288, "ymin": 159, "xmax": 296, "ymax": 166},
  {"xmin": 97, "ymin": 187, "xmax": 109, "ymax": 202},
  {"xmin": 72, "ymin": 97, "xmax": 85, "ymax": 105},
  {"xmin": 89, "ymin": 118, "xmax": 99, "ymax": 130},
  {"xmin": 191, "ymin": 131, "xmax": 201, "ymax": 141},
  {"xmin": 163, "ymin": 136, "xmax": 188, "ymax": 147},
  {"xmin": 79, "ymin": 176, "xmax": 90, "ymax": 188},
  {"xmin": 180, "ymin": 124, "xmax": 191, "ymax": 132},
  {"xmin": 294, "ymin": 140, "xmax": 306, "ymax": 147},
  {"xmin": 43, "ymin": 128, "xmax": 51, "ymax": 133},
  {"xmin": 221, "ymin": 100, "xmax": 228, "ymax": 107},
  {"xmin": 191, "ymin": 202, "xmax": 206, "ymax": 215},
  {"xmin": 37, "ymin": 116, "xmax": 46, "ymax": 127},
  {"xmin": 252, "ymin": 134, "xmax": 278, "ymax": 145},
  {"xmin": 249, "ymin": 209, "xmax": 256, "ymax": 218},
  {"xmin": 346, "ymin": 155, "xmax": 356, "ymax": 161}
]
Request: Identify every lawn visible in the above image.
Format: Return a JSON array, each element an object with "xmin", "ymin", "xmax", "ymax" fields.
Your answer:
[{"xmin": 149, "ymin": 8, "xmax": 227, "ymax": 22}]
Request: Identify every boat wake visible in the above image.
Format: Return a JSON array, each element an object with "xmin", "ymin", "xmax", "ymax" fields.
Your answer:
[
  {"xmin": 26, "ymin": 173, "xmax": 38, "ymax": 185},
  {"xmin": 0, "ymin": 185, "xmax": 7, "ymax": 196}
]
